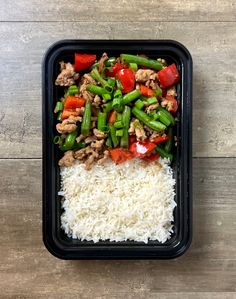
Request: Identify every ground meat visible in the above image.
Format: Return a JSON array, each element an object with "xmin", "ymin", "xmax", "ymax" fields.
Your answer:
[
  {"xmin": 79, "ymin": 75, "xmax": 95, "ymax": 101},
  {"xmin": 83, "ymin": 74, "xmax": 96, "ymax": 84},
  {"xmin": 84, "ymin": 135, "xmax": 97, "ymax": 144},
  {"xmin": 161, "ymin": 99, "xmax": 176, "ymax": 112},
  {"xmin": 56, "ymin": 116, "xmax": 82, "ymax": 134},
  {"xmin": 76, "ymin": 134, "xmax": 85, "ymax": 143},
  {"xmin": 75, "ymin": 107, "xmax": 85, "ymax": 115},
  {"xmin": 85, "ymin": 151, "xmax": 99, "ymax": 170},
  {"xmin": 166, "ymin": 86, "xmax": 177, "ymax": 97},
  {"xmin": 97, "ymin": 150, "xmax": 110, "ymax": 165},
  {"xmin": 58, "ymin": 151, "xmax": 75, "ymax": 167},
  {"xmin": 146, "ymin": 103, "xmax": 159, "ymax": 113},
  {"xmin": 146, "ymin": 80, "xmax": 159, "ymax": 90},
  {"xmin": 149, "ymin": 131, "xmax": 161, "ymax": 142},
  {"xmin": 92, "ymin": 95, "xmax": 102, "ymax": 107},
  {"xmin": 129, "ymin": 119, "xmax": 147, "ymax": 141},
  {"xmin": 93, "ymin": 128, "xmax": 106, "ymax": 139},
  {"xmin": 91, "ymin": 139, "xmax": 104, "ymax": 150},
  {"xmin": 98, "ymin": 52, "xmax": 108, "ymax": 73},
  {"xmin": 55, "ymin": 62, "xmax": 79, "ymax": 86},
  {"xmin": 135, "ymin": 69, "xmax": 156, "ymax": 82}
]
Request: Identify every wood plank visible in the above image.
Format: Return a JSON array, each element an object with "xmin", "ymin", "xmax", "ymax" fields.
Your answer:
[
  {"xmin": 0, "ymin": 158, "xmax": 236, "ymax": 297},
  {"xmin": 0, "ymin": 22, "xmax": 236, "ymax": 158},
  {"xmin": 0, "ymin": 0, "xmax": 236, "ymax": 22}
]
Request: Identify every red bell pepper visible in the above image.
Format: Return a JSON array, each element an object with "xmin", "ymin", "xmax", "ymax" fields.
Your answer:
[
  {"xmin": 129, "ymin": 135, "xmax": 137, "ymax": 144},
  {"xmin": 129, "ymin": 140, "xmax": 156, "ymax": 158},
  {"xmin": 143, "ymin": 153, "xmax": 160, "ymax": 161},
  {"xmin": 108, "ymin": 110, "xmax": 117, "ymax": 124},
  {"xmin": 105, "ymin": 63, "xmax": 125, "ymax": 77},
  {"xmin": 64, "ymin": 96, "xmax": 86, "ymax": 110},
  {"xmin": 152, "ymin": 134, "xmax": 170, "ymax": 144},
  {"xmin": 165, "ymin": 96, "xmax": 178, "ymax": 113},
  {"xmin": 74, "ymin": 53, "xmax": 96, "ymax": 72},
  {"xmin": 109, "ymin": 148, "xmax": 134, "ymax": 164},
  {"xmin": 140, "ymin": 84, "xmax": 155, "ymax": 97},
  {"xmin": 158, "ymin": 64, "xmax": 180, "ymax": 88},
  {"xmin": 117, "ymin": 69, "xmax": 135, "ymax": 94},
  {"xmin": 61, "ymin": 110, "xmax": 79, "ymax": 120}
]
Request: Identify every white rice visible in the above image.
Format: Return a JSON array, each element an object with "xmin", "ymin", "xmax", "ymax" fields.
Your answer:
[{"xmin": 60, "ymin": 158, "xmax": 176, "ymax": 244}]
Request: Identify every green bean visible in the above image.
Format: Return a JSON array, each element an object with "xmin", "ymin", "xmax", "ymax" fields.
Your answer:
[
  {"xmin": 91, "ymin": 67, "xmax": 113, "ymax": 93},
  {"xmin": 146, "ymin": 97, "xmax": 158, "ymax": 106},
  {"xmin": 122, "ymin": 90, "xmax": 141, "ymax": 105},
  {"xmin": 86, "ymin": 84, "xmax": 109, "ymax": 97},
  {"xmin": 120, "ymin": 54, "xmax": 163, "ymax": 70},
  {"xmin": 120, "ymin": 106, "xmax": 131, "ymax": 148},
  {"xmin": 59, "ymin": 130, "xmax": 78, "ymax": 151},
  {"xmin": 103, "ymin": 101, "xmax": 113, "ymax": 113},
  {"xmin": 134, "ymin": 99, "xmax": 144, "ymax": 110},
  {"xmin": 107, "ymin": 78, "xmax": 116, "ymax": 88},
  {"xmin": 116, "ymin": 80, "xmax": 123, "ymax": 90},
  {"xmin": 114, "ymin": 89, "xmax": 122, "ymax": 98},
  {"xmin": 105, "ymin": 57, "xmax": 116, "ymax": 66},
  {"xmin": 157, "ymin": 111, "xmax": 171, "ymax": 126},
  {"xmin": 164, "ymin": 127, "xmax": 174, "ymax": 153},
  {"xmin": 72, "ymin": 141, "xmax": 86, "ymax": 151},
  {"xmin": 156, "ymin": 145, "xmax": 173, "ymax": 162},
  {"xmin": 112, "ymin": 97, "xmax": 122, "ymax": 110},
  {"xmin": 156, "ymin": 106, "xmax": 175, "ymax": 125},
  {"xmin": 54, "ymin": 101, "xmax": 63, "ymax": 113},
  {"xmin": 67, "ymin": 85, "xmax": 79, "ymax": 95},
  {"xmin": 114, "ymin": 120, "xmax": 124, "ymax": 129},
  {"xmin": 81, "ymin": 101, "xmax": 91, "ymax": 136},
  {"xmin": 155, "ymin": 88, "xmax": 162, "ymax": 97},
  {"xmin": 116, "ymin": 129, "xmax": 124, "ymax": 137},
  {"xmin": 97, "ymin": 112, "xmax": 107, "ymax": 132},
  {"xmin": 116, "ymin": 113, "xmax": 123, "ymax": 122},
  {"xmin": 129, "ymin": 63, "xmax": 138, "ymax": 71},
  {"xmin": 57, "ymin": 111, "xmax": 62, "ymax": 121},
  {"xmin": 109, "ymin": 124, "xmax": 119, "ymax": 147},
  {"xmin": 102, "ymin": 93, "xmax": 112, "ymax": 102},
  {"xmin": 149, "ymin": 111, "xmax": 159, "ymax": 120},
  {"xmin": 53, "ymin": 135, "xmax": 62, "ymax": 145},
  {"xmin": 132, "ymin": 107, "xmax": 166, "ymax": 131},
  {"xmin": 106, "ymin": 135, "xmax": 113, "ymax": 148}
]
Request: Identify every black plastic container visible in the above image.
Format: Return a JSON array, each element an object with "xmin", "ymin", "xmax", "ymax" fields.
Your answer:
[{"xmin": 43, "ymin": 40, "xmax": 192, "ymax": 259}]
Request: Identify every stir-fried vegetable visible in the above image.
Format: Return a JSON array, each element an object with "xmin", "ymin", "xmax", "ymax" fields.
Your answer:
[{"xmin": 54, "ymin": 52, "xmax": 180, "ymax": 168}]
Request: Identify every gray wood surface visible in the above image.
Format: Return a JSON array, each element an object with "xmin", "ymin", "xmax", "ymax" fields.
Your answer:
[
  {"xmin": 0, "ymin": 159, "xmax": 236, "ymax": 298},
  {"xmin": 0, "ymin": 0, "xmax": 236, "ymax": 297}
]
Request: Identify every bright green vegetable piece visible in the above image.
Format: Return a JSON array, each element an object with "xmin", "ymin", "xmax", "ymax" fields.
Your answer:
[
  {"xmin": 122, "ymin": 90, "xmax": 141, "ymax": 105},
  {"xmin": 120, "ymin": 106, "xmax": 131, "ymax": 148},
  {"xmin": 132, "ymin": 107, "xmax": 166, "ymax": 131},
  {"xmin": 120, "ymin": 54, "xmax": 163, "ymax": 70},
  {"xmin": 81, "ymin": 101, "xmax": 91, "ymax": 137}
]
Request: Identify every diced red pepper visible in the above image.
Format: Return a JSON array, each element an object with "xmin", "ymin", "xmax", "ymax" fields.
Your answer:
[
  {"xmin": 158, "ymin": 64, "xmax": 180, "ymax": 88},
  {"xmin": 165, "ymin": 96, "xmax": 178, "ymax": 113},
  {"xmin": 108, "ymin": 110, "xmax": 117, "ymax": 124},
  {"xmin": 129, "ymin": 135, "xmax": 137, "ymax": 144},
  {"xmin": 74, "ymin": 53, "xmax": 96, "ymax": 72},
  {"xmin": 129, "ymin": 140, "xmax": 156, "ymax": 158},
  {"xmin": 152, "ymin": 134, "xmax": 170, "ymax": 144},
  {"xmin": 117, "ymin": 69, "xmax": 135, "ymax": 94},
  {"xmin": 143, "ymin": 153, "xmax": 160, "ymax": 161},
  {"xmin": 64, "ymin": 96, "xmax": 86, "ymax": 110},
  {"xmin": 109, "ymin": 148, "xmax": 134, "ymax": 164},
  {"xmin": 140, "ymin": 84, "xmax": 155, "ymax": 97},
  {"xmin": 105, "ymin": 63, "xmax": 125, "ymax": 77},
  {"xmin": 61, "ymin": 110, "xmax": 79, "ymax": 120}
]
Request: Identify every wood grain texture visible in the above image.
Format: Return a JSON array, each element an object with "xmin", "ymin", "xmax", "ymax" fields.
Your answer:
[
  {"xmin": 0, "ymin": 22, "xmax": 236, "ymax": 158},
  {"xmin": 0, "ymin": 158, "xmax": 236, "ymax": 298},
  {"xmin": 0, "ymin": 0, "xmax": 236, "ymax": 22}
]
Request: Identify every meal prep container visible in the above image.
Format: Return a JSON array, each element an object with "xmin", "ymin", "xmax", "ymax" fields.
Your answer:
[{"xmin": 43, "ymin": 40, "xmax": 192, "ymax": 259}]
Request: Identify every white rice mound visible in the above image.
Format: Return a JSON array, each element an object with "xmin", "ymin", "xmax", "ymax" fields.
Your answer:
[{"xmin": 60, "ymin": 158, "xmax": 176, "ymax": 244}]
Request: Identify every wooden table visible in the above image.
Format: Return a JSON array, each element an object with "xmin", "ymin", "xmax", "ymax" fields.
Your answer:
[{"xmin": 0, "ymin": 1, "xmax": 236, "ymax": 298}]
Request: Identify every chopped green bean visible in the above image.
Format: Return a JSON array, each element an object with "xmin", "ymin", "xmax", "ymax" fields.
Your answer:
[
  {"xmin": 67, "ymin": 85, "xmax": 79, "ymax": 95},
  {"xmin": 112, "ymin": 97, "xmax": 122, "ymax": 110},
  {"xmin": 81, "ymin": 101, "xmax": 91, "ymax": 136},
  {"xmin": 149, "ymin": 111, "xmax": 159, "ymax": 120},
  {"xmin": 107, "ymin": 78, "xmax": 116, "ymax": 88},
  {"xmin": 53, "ymin": 135, "xmax": 62, "ymax": 145},
  {"xmin": 72, "ymin": 141, "xmax": 86, "ymax": 151},
  {"xmin": 86, "ymin": 84, "xmax": 108, "ymax": 96},
  {"xmin": 57, "ymin": 111, "xmax": 62, "ymax": 121},
  {"xmin": 54, "ymin": 101, "xmax": 63, "ymax": 113},
  {"xmin": 157, "ymin": 111, "xmax": 171, "ymax": 126},
  {"xmin": 135, "ymin": 99, "xmax": 144, "ymax": 110},
  {"xmin": 102, "ymin": 93, "xmax": 112, "ymax": 102},
  {"xmin": 156, "ymin": 145, "xmax": 173, "ymax": 162},
  {"xmin": 120, "ymin": 106, "xmax": 131, "ymax": 148},
  {"xmin": 114, "ymin": 89, "xmax": 122, "ymax": 98},
  {"xmin": 116, "ymin": 129, "xmax": 124, "ymax": 137},
  {"xmin": 91, "ymin": 67, "xmax": 113, "ymax": 93},
  {"xmin": 155, "ymin": 88, "xmax": 162, "ymax": 97},
  {"xmin": 156, "ymin": 106, "xmax": 175, "ymax": 125},
  {"xmin": 109, "ymin": 124, "xmax": 119, "ymax": 147},
  {"xmin": 116, "ymin": 113, "xmax": 123, "ymax": 122},
  {"xmin": 132, "ymin": 107, "xmax": 166, "ymax": 131},
  {"xmin": 105, "ymin": 57, "xmax": 116, "ymax": 66},
  {"xmin": 122, "ymin": 90, "xmax": 141, "ymax": 105},
  {"xmin": 103, "ymin": 101, "xmax": 113, "ymax": 113},
  {"xmin": 59, "ymin": 130, "xmax": 78, "ymax": 151},
  {"xmin": 106, "ymin": 135, "xmax": 113, "ymax": 148},
  {"xmin": 116, "ymin": 80, "xmax": 123, "ymax": 90},
  {"xmin": 146, "ymin": 97, "xmax": 158, "ymax": 106},
  {"xmin": 129, "ymin": 63, "xmax": 138, "ymax": 71},
  {"xmin": 97, "ymin": 112, "xmax": 107, "ymax": 132},
  {"xmin": 164, "ymin": 127, "xmax": 174, "ymax": 153},
  {"xmin": 114, "ymin": 120, "xmax": 124, "ymax": 129},
  {"xmin": 120, "ymin": 54, "xmax": 163, "ymax": 70}
]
